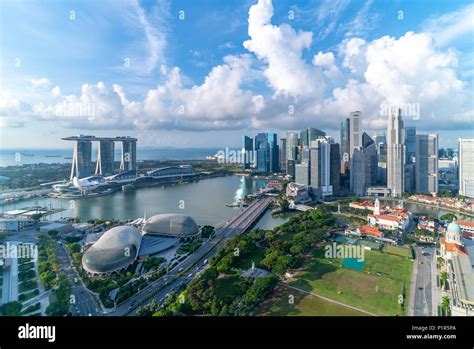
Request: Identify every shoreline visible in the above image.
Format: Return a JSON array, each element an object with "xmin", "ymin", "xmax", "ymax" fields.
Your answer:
[{"xmin": 379, "ymin": 196, "xmax": 474, "ymax": 218}]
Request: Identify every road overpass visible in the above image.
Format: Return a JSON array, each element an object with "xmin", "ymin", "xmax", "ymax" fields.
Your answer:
[{"xmin": 108, "ymin": 196, "xmax": 273, "ymax": 316}]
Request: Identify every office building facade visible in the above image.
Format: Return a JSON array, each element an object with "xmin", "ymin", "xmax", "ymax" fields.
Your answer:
[
  {"xmin": 405, "ymin": 126, "xmax": 416, "ymax": 164},
  {"xmin": 120, "ymin": 138, "xmax": 137, "ymax": 173},
  {"xmin": 95, "ymin": 140, "xmax": 115, "ymax": 176},
  {"xmin": 340, "ymin": 118, "xmax": 350, "ymax": 173},
  {"xmin": 349, "ymin": 111, "xmax": 362, "ymax": 158},
  {"xmin": 415, "ymin": 134, "xmax": 438, "ymax": 194},
  {"xmin": 286, "ymin": 132, "xmax": 299, "ymax": 162},
  {"xmin": 295, "ymin": 162, "xmax": 310, "ymax": 186},
  {"xmin": 70, "ymin": 140, "xmax": 92, "ymax": 179},
  {"xmin": 242, "ymin": 135, "xmax": 254, "ymax": 170},
  {"xmin": 387, "ymin": 108, "xmax": 405, "ymax": 197},
  {"xmin": 330, "ymin": 143, "xmax": 341, "ymax": 196},
  {"xmin": 300, "ymin": 127, "xmax": 326, "ymax": 147},
  {"xmin": 279, "ymin": 138, "xmax": 287, "ymax": 173},
  {"xmin": 458, "ymin": 138, "xmax": 474, "ymax": 197},
  {"xmin": 350, "ymin": 146, "xmax": 366, "ymax": 196},
  {"xmin": 310, "ymin": 138, "xmax": 333, "ymax": 197}
]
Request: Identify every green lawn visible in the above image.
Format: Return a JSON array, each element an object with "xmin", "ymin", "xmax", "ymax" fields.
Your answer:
[
  {"xmin": 290, "ymin": 247, "xmax": 413, "ymax": 316},
  {"xmin": 383, "ymin": 245, "xmax": 413, "ymax": 258},
  {"xmin": 258, "ymin": 284, "xmax": 367, "ymax": 316}
]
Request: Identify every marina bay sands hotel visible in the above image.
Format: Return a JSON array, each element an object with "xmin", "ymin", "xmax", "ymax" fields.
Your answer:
[{"xmin": 62, "ymin": 135, "xmax": 137, "ymax": 180}]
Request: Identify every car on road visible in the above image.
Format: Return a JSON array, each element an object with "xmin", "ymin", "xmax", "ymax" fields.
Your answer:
[
  {"xmin": 203, "ymin": 259, "xmax": 208, "ymax": 265},
  {"xmin": 418, "ymin": 287, "xmax": 424, "ymax": 290},
  {"xmin": 178, "ymin": 267, "xmax": 184, "ymax": 272},
  {"xmin": 188, "ymin": 273, "xmax": 193, "ymax": 278}
]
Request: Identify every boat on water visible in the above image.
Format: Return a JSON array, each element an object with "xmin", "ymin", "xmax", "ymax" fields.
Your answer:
[{"xmin": 45, "ymin": 155, "xmax": 61, "ymax": 158}]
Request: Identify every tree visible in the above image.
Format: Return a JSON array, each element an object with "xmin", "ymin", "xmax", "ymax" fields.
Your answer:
[
  {"xmin": 441, "ymin": 296, "xmax": 450, "ymax": 315},
  {"xmin": 31, "ymin": 213, "xmax": 43, "ymax": 222},
  {"xmin": 439, "ymin": 213, "xmax": 457, "ymax": 222},
  {"xmin": 280, "ymin": 197, "xmax": 289, "ymax": 211},
  {"xmin": 440, "ymin": 272, "xmax": 448, "ymax": 288},
  {"xmin": 201, "ymin": 225, "xmax": 215, "ymax": 239},
  {"xmin": 48, "ymin": 230, "xmax": 59, "ymax": 237},
  {"xmin": 1, "ymin": 301, "xmax": 23, "ymax": 316},
  {"xmin": 216, "ymin": 253, "xmax": 233, "ymax": 273},
  {"xmin": 68, "ymin": 243, "xmax": 81, "ymax": 254}
]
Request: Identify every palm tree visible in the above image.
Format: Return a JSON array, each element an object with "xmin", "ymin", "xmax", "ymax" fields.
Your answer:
[
  {"xmin": 440, "ymin": 272, "xmax": 448, "ymax": 289},
  {"xmin": 441, "ymin": 296, "xmax": 450, "ymax": 315}
]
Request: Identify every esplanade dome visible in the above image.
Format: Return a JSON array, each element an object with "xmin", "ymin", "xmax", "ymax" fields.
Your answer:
[
  {"xmin": 82, "ymin": 225, "xmax": 142, "ymax": 274},
  {"xmin": 143, "ymin": 214, "xmax": 199, "ymax": 239}
]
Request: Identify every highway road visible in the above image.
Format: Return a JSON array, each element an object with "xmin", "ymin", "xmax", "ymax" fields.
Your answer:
[
  {"xmin": 54, "ymin": 242, "xmax": 102, "ymax": 316},
  {"xmin": 109, "ymin": 196, "xmax": 273, "ymax": 316},
  {"xmin": 413, "ymin": 245, "xmax": 437, "ymax": 316}
]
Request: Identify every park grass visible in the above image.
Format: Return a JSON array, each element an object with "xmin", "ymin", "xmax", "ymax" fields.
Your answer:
[
  {"xmin": 383, "ymin": 244, "xmax": 413, "ymax": 258},
  {"xmin": 257, "ymin": 284, "xmax": 368, "ymax": 316},
  {"xmin": 289, "ymin": 246, "xmax": 413, "ymax": 316},
  {"xmin": 233, "ymin": 244, "xmax": 266, "ymax": 270}
]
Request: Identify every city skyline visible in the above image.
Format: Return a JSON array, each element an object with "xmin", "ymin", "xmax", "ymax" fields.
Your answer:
[{"xmin": 1, "ymin": 0, "xmax": 473, "ymax": 149}]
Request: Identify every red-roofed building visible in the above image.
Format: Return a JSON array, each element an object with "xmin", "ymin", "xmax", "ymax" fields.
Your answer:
[
  {"xmin": 358, "ymin": 225, "xmax": 382, "ymax": 238},
  {"xmin": 458, "ymin": 220, "xmax": 474, "ymax": 235},
  {"xmin": 367, "ymin": 213, "xmax": 410, "ymax": 232}
]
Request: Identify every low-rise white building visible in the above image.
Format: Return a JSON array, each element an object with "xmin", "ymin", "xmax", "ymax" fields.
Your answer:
[{"xmin": 286, "ymin": 182, "xmax": 310, "ymax": 204}]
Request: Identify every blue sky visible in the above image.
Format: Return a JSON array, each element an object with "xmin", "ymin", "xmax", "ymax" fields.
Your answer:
[{"xmin": 1, "ymin": 0, "xmax": 473, "ymax": 148}]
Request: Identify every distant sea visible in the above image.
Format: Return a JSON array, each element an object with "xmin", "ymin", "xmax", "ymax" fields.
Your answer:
[{"xmin": 0, "ymin": 148, "xmax": 224, "ymax": 167}]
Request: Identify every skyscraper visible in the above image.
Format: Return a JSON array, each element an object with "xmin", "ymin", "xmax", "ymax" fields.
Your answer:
[
  {"xmin": 362, "ymin": 132, "xmax": 378, "ymax": 188},
  {"xmin": 95, "ymin": 140, "xmax": 115, "ymax": 176},
  {"xmin": 340, "ymin": 118, "xmax": 350, "ymax": 173},
  {"xmin": 300, "ymin": 127, "xmax": 326, "ymax": 147},
  {"xmin": 405, "ymin": 163, "xmax": 416, "ymax": 193},
  {"xmin": 255, "ymin": 133, "xmax": 268, "ymax": 173},
  {"xmin": 254, "ymin": 132, "xmax": 279, "ymax": 173},
  {"xmin": 301, "ymin": 146, "xmax": 310, "ymax": 163},
  {"xmin": 286, "ymin": 132, "xmax": 299, "ymax": 161},
  {"xmin": 330, "ymin": 143, "xmax": 341, "ymax": 196},
  {"xmin": 374, "ymin": 131, "xmax": 386, "ymax": 148},
  {"xmin": 349, "ymin": 111, "xmax": 362, "ymax": 157},
  {"xmin": 70, "ymin": 140, "xmax": 92, "ymax": 179},
  {"xmin": 375, "ymin": 131, "xmax": 387, "ymax": 186},
  {"xmin": 279, "ymin": 138, "xmax": 287, "ymax": 173},
  {"xmin": 415, "ymin": 134, "xmax": 438, "ymax": 194},
  {"xmin": 310, "ymin": 138, "xmax": 333, "ymax": 197},
  {"xmin": 295, "ymin": 162, "xmax": 310, "ymax": 186},
  {"xmin": 120, "ymin": 138, "xmax": 137, "ymax": 173},
  {"xmin": 387, "ymin": 108, "xmax": 405, "ymax": 197},
  {"xmin": 350, "ymin": 146, "xmax": 365, "ymax": 196},
  {"xmin": 458, "ymin": 138, "xmax": 474, "ymax": 197},
  {"xmin": 287, "ymin": 159, "xmax": 296, "ymax": 179},
  {"xmin": 267, "ymin": 133, "xmax": 280, "ymax": 173},
  {"xmin": 404, "ymin": 126, "xmax": 416, "ymax": 163},
  {"xmin": 242, "ymin": 135, "xmax": 254, "ymax": 170}
]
